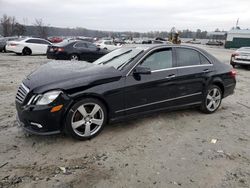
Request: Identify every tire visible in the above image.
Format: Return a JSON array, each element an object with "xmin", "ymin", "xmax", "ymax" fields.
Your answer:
[
  {"xmin": 65, "ymin": 98, "xmax": 107, "ymax": 140},
  {"xmin": 3, "ymin": 45, "xmax": 6, "ymax": 53},
  {"xmin": 70, "ymin": 54, "xmax": 79, "ymax": 61},
  {"xmin": 22, "ymin": 47, "xmax": 32, "ymax": 55},
  {"xmin": 200, "ymin": 85, "xmax": 222, "ymax": 114}
]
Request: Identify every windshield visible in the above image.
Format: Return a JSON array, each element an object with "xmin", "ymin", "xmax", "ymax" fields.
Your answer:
[{"xmin": 93, "ymin": 47, "xmax": 144, "ymax": 70}]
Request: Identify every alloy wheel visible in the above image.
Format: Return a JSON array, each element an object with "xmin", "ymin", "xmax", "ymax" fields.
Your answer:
[
  {"xmin": 206, "ymin": 88, "xmax": 222, "ymax": 112},
  {"xmin": 71, "ymin": 103, "xmax": 104, "ymax": 137},
  {"xmin": 70, "ymin": 54, "xmax": 79, "ymax": 61}
]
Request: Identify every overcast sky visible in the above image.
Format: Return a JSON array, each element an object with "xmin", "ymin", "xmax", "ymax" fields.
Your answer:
[{"xmin": 0, "ymin": 0, "xmax": 249, "ymax": 32}]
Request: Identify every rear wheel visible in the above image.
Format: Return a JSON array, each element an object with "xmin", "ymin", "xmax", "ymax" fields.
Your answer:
[
  {"xmin": 70, "ymin": 54, "xmax": 79, "ymax": 61},
  {"xmin": 65, "ymin": 98, "xmax": 107, "ymax": 140},
  {"xmin": 200, "ymin": 85, "xmax": 222, "ymax": 114},
  {"xmin": 22, "ymin": 47, "xmax": 32, "ymax": 55},
  {"xmin": 3, "ymin": 45, "xmax": 6, "ymax": 53}
]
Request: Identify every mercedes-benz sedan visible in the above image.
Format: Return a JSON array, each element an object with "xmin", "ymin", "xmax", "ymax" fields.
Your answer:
[{"xmin": 16, "ymin": 45, "xmax": 236, "ymax": 140}]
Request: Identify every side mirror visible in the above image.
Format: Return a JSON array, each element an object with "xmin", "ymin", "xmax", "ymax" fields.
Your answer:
[{"xmin": 134, "ymin": 66, "xmax": 151, "ymax": 75}]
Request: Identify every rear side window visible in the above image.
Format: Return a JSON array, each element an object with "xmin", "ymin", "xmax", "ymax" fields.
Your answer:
[
  {"xmin": 140, "ymin": 48, "xmax": 172, "ymax": 71},
  {"xmin": 176, "ymin": 48, "xmax": 201, "ymax": 66},
  {"xmin": 26, "ymin": 39, "xmax": 38, "ymax": 44},
  {"xmin": 39, "ymin": 40, "xmax": 50, "ymax": 45},
  {"xmin": 74, "ymin": 42, "xmax": 87, "ymax": 48},
  {"xmin": 199, "ymin": 54, "xmax": 210, "ymax": 64},
  {"xmin": 87, "ymin": 43, "xmax": 97, "ymax": 50}
]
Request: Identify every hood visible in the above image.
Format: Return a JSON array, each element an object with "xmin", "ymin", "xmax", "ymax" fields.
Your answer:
[{"xmin": 23, "ymin": 61, "xmax": 122, "ymax": 93}]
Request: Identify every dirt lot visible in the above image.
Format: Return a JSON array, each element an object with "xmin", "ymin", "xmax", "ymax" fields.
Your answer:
[{"xmin": 0, "ymin": 46, "xmax": 250, "ymax": 188}]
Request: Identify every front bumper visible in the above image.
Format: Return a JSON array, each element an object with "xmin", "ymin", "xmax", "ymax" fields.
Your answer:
[
  {"xmin": 16, "ymin": 115, "xmax": 60, "ymax": 135},
  {"xmin": 16, "ymin": 94, "xmax": 72, "ymax": 136}
]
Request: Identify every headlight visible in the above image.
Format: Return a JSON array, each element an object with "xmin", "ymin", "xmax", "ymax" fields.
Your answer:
[{"xmin": 35, "ymin": 90, "xmax": 62, "ymax": 105}]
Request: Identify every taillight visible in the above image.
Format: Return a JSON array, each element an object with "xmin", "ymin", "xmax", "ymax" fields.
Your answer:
[
  {"xmin": 57, "ymin": 47, "xmax": 64, "ymax": 52},
  {"xmin": 10, "ymin": 43, "xmax": 18, "ymax": 47},
  {"xmin": 231, "ymin": 53, "xmax": 239, "ymax": 57},
  {"xmin": 230, "ymin": 69, "xmax": 236, "ymax": 78}
]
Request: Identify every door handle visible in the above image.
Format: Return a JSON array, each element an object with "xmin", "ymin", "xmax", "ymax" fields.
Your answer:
[
  {"xmin": 203, "ymin": 69, "xmax": 212, "ymax": 73},
  {"xmin": 166, "ymin": 74, "xmax": 176, "ymax": 79}
]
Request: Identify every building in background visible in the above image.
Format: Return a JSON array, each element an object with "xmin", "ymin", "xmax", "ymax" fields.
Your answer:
[{"xmin": 225, "ymin": 29, "xmax": 250, "ymax": 48}]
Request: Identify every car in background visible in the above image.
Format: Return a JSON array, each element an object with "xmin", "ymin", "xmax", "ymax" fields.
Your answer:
[
  {"xmin": 206, "ymin": 40, "xmax": 224, "ymax": 46},
  {"xmin": 48, "ymin": 37, "xmax": 63, "ymax": 43},
  {"xmin": 95, "ymin": 40, "xmax": 121, "ymax": 51},
  {"xmin": 230, "ymin": 47, "xmax": 250, "ymax": 68},
  {"xmin": 16, "ymin": 44, "xmax": 236, "ymax": 140},
  {"xmin": 0, "ymin": 36, "xmax": 20, "ymax": 52},
  {"xmin": 142, "ymin": 39, "xmax": 172, "ymax": 44},
  {"xmin": 47, "ymin": 40, "xmax": 108, "ymax": 62},
  {"xmin": 6, "ymin": 37, "xmax": 52, "ymax": 55}
]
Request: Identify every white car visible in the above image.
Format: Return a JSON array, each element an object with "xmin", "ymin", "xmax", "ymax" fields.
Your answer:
[
  {"xmin": 95, "ymin": 40, "xmax": 121, "ymax": 51},
  {"xmin": 230, "ymin": 47, "xmax": 250, "ymax": 67},
  {"xmin": 6, "ymin": 37, "xmax": 52, "ymax": 55}
]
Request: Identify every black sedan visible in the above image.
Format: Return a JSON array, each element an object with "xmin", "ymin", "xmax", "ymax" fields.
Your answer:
[
  {"xmin": 47, "ymin": 40, "xmax": 108, "ymax": 62},
  {"xmin": 16, "ymin": 45, "xmax": 236, "ymax": 140}
]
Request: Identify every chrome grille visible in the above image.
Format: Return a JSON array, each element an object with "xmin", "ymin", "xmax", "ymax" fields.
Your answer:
[{"xmin": 16, "ymin": 83, "xmax": 30, "ymax": 104}]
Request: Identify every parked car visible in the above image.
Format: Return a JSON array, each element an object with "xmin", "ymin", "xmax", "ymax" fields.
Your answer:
[
  {"xmin": 48, "ymin": 37, "xmax": 63, "ymax": 43},
  {"xmin": 0, "ymin": 36, "xmax": 19, "ymax": 52},
  {"xmin": 16, "ymin": 44, "xmax": 236, "ymax": 140},
  {"xmin": 142, "ymin": 39, "xmax": 172, "ymax": 44},
  {"xmin": 95, "ymin": 40, "xmax": 121, "ymax": 51},
  {"xmin": 206, "ymin": 40, "xmax": 224, "ymax": 46},
  {"xmin": 6, "ymin": 37, "xmax": 52, "ymax": 55},
  {"xmin": 230, "ymin": 47, "xmax": 250, "ymax": 68},
  {"xmin": 47, "ymin": 40, "xmax": 108, "ymax": 62}
]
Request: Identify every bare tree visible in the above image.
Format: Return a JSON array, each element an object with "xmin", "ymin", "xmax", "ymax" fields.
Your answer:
[
  {"xmin": 1, "ymin": 14, "xmax": 11, "ymax": 36},
  {"xmin": 0, "ymin": 14, "xmax": 25, "ymax": 37},
  {"xmin": 14, "ymin": 23, "xmax": 26, "ymax": 37},
  {"xmin": 34, "ymin": 18, "xmax": 48, "ymax": 39}
]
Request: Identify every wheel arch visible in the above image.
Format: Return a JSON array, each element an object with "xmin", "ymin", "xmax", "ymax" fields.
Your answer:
[
  {"xmin": 22, "ymin": 46, "xmax": 32, "ymax": 55},
  {"xmin": 211, "ymin": 78, "xmax": 225, "ymax": 97},
  {"xmin": 61, "ymin": 93, "xmax": 110, "ymax": 131},
  {"xmin": 69, "ymin": 93, "xmax": 110, "ymax": 117}
]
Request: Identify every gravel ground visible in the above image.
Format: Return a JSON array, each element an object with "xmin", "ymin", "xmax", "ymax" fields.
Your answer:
[{"xmin": 0, "ymin": 45, "xmax": 250, "ymax": 188}]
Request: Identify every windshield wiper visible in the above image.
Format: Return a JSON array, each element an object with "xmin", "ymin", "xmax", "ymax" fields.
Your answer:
[{"xmin": 98, "ymin": 50, "xmax": 132, "ymax": 65}]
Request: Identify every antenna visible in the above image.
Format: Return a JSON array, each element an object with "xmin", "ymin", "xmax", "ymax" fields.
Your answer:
[{"xmin": 236, "ymin": 18, "xmax": 239, "ymax": 28}]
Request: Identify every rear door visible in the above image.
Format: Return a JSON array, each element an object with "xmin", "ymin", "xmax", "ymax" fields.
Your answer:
[
  {"xmin": 174, "ymin": 47, "xmax": 214, "ymax": 104},
  {"xmin": 38, "ymin": 39, "xmax": 51, "ymax": 54},
  {"xmin": 73, "ymin": 42, "xmax": 90, "ymax": 61},
  {"xmin": 86, "ymin": 43, "xmax": 104, "ymax": 62}
]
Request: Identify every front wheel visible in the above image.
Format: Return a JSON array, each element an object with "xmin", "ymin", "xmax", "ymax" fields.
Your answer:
[
  {"xmin": 200, "ymin": 85, "xmax": 222, "ymax": 114},
  {"xmin": 65, "ymin": 98, "xmax": 107, "ymax": 140}
]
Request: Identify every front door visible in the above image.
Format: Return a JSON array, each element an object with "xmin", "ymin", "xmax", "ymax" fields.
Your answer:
[{"xmin": 122, "ymin": 47, "xmax": 179, "ymax": 116}]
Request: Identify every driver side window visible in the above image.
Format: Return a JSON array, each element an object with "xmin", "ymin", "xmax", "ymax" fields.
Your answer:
[{"xmin": 140, "ymin": 48, "xmax": 173, "ymax": 71}]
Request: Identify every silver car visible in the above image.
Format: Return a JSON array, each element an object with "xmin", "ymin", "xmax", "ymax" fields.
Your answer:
[
  {"xmin": 0, "ymin": 37, "xmax": 19, "ymax": 52},
  {"xmin": 230, "ymin": 47, "xmax": 250, "ymax": 68}
]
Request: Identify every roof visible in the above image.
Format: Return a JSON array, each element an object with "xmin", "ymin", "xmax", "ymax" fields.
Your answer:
[{"xmin": 228, "ymin": 29, "xmax": 250, "ymax": 34}]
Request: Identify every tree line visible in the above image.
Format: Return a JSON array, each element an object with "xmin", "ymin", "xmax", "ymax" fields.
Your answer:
[{"xmin": 1, "ymin": 14, "xmax": 212, "ymax": 39}]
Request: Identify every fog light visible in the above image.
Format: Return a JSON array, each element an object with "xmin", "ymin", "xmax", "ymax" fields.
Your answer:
[
  {"xmin": 50, "ymin": 105, "xmax": 63, "ymax": 112},
  {"xmin": 30, "ymin": 122, "xmax": 43, "ymax": 128}
]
